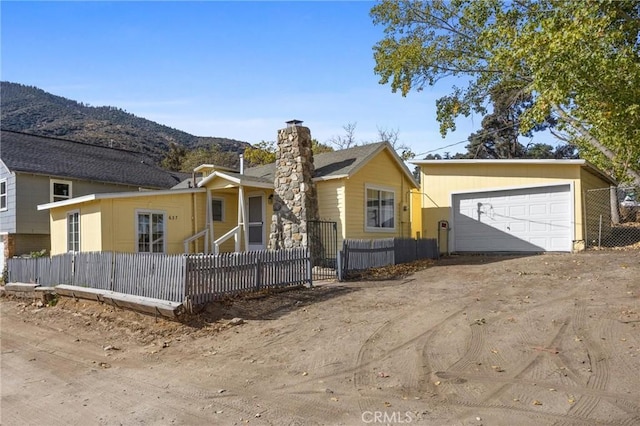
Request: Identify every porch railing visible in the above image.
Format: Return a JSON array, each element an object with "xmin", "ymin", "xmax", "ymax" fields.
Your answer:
[
  {"xmin": 213, "ymin": 225, "xmax": 241, "ymax": 254},
  {"xmin": 183, "ymin": 229, "xmax": 209, "ymax": 254}
]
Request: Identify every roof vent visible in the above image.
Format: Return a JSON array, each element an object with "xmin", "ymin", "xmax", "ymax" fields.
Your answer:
[{"xmin": 286, "ymin": 119, "xmax": 303, "ymax": 128}]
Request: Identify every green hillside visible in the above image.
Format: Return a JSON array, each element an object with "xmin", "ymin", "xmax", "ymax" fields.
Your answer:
[{"xmin": 0, "ymin": 81, "xmax": 251, "ymax": 164}]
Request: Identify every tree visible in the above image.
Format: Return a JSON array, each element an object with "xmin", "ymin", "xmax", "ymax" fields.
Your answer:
[
  {"xmin": 376, "ymin": 126, "xmax": 414, "ymax": 160},
  {"xmin": 371, "ymin": 0, "xmax": 640, "ymax": 183},
  {"xmin": 244, "ymin": 140, "xmax": 277, "ymax": 166},
  {"xmin": 328, "ymin": 122, "xmax": 358, "ymax": 150},
  {"xmin": 243, "ymin": 139, "xmax": 334, "ymax": 167},
  {"xmin": 465, "ymin": 82, "xmax": 528, "ymax": 159},
  {"xmin": 179, "ymin": 145, "xmax": 238, "ymax": 172},
  {"xmin": 311, "ymin": 138, "xmax": 334, "ymax": 154},
  {"xmin": 161, "ymin": 142, "xmax": 187, "ymax": 171},
  {"xmin": 464, "ymin": 80, "xmax": 562, "ymax": 159}
]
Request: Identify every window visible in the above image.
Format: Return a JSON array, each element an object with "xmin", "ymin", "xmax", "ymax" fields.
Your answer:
[
  {"xmin": 137, "ymin": 211, "xmax": 165, "ymax": 253},
  {"xmin": 0, "ymin": 179, "xmax": 6, "ymax": 211},
  {"xmin": 211, "ymin": 198, "xmax": 224, "ymax": 222},
  {"xmin": 67, "ymin": 211, "xmax": 80, "ymax": 252},
  {"xmin": 51, "ymin": 179, "xmax": 72, "ymax": 202},
  {"xmin": 366, "ymin": 186, "xmax": 395, "ymax": 230}
]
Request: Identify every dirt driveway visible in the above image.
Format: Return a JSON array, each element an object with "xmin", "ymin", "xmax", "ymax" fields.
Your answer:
[{"xmin": 2, "ymin": 251, "xmax": 639, "ymax": 425}]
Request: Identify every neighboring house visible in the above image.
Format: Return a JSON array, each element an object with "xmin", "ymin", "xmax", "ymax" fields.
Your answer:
[
  {"xmin": 38, "ymin": 135, "xmax": 419, "ymax": 256},
  {"xmin": 411, "ymin": 159, "xmax": 616, "ymax": 253},
  {"xmin": 0, "ymin": 130, "xmax": 187, "ymax": 272}
]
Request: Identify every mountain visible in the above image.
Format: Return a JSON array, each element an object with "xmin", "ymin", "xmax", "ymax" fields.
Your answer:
[{"xmin": 0, "ymin": 81, "xmax": 251, "ymax": 164}]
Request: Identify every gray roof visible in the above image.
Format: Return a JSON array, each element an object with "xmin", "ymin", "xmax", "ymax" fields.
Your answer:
[
  {"xmin": 245, "ymin": 142, "xmax": 416, "ymax": 183},
  {"xmin": 1, "ymin": 130, "xmax": 188, "ymax": 189},
  {"xmin": 174, "ymin": 142, "xmax": 419, "ymax": 189}
]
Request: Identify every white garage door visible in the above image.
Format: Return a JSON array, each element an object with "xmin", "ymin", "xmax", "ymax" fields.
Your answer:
[
  {"xmin": 452, "ymin": 184, "xmax": 572, "ymax": 252},
  {"xmin": 0, "ymin": 240, "xmax": 4, "ymax": 274}
]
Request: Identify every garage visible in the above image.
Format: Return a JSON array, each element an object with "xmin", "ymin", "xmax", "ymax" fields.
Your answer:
[{"xmin": 452, "ymin": 184, "xmax": 572, "ymax": 252}]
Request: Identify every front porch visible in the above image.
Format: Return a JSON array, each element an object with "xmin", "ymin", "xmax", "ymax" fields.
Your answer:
[{"xmin": 183, "ymin": 166, "xmax": 274, "ymax": 255}]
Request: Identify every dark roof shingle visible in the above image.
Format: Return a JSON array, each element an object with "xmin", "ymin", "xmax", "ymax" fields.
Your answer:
[
  {"xmin": 244, "ymin": 142, "xmax": 417, "ymax": 186},
  {"xmin": 1, "ymin": 130, "xmax": 186, "ymax": 189},
  {"xmin": 244, "ymin": 142, "xmax": 391, "ymax": 181}
]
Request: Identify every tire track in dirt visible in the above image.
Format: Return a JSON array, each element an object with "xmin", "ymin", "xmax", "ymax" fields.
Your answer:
[
  {"xmin": 599, "ymin": 318, "xmax": 640, "ymax": 426},
  {"xmin": 1, "ymin": 316, "xmax": 280, "ymax": 425},
  {"xmin": 445, "ymin": 318, "xmax": 574, "ymax": 423},
  {"xmin": 564, "ymin": 301, "xmax": 640, "ymax": 426},
  {"xmin": 567, "ymin": 301, "xmax": 608, "ymax": 421},
  {"xmin": 440, "ymin": 399, "xmax": 624, "ymax": 426},
  {"xmin": 446, "ymin": 321, "xmax": 487, "ymax": 373},
  {"xmin": 351, "ymin": 301, "xmax": 469, "ymax": 412}
]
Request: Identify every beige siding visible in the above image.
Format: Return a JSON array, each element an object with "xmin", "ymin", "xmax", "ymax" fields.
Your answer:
[
  {"xmin": 15, "ymin": 173, "xmax": 149, "ymax": 236},
  {"xmin": 16, "ymin": 174, "xmax": 51, "ymax": 234},
  {"xmin": 344, "ymin": 149, "xmax": 413, "ymax": 241}
]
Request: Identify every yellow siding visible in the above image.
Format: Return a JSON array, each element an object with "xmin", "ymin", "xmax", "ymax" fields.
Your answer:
[
  {"xmin": 316, "ymin": 179, "xmax": 346, "ymax": 247},
  {"xmin": 210, "ymin": 189, "xmax": 274, "ymax": 253},
  {"xmin": 82, "ymin": 203, "xmax": 103, "ymax": 252},
  {"xmin": 49, "ymin": 201, "xmax": 104, "ymax": 255},
  {"xmin": 210, "ymin": 193, "xmax": 239, "ymax": 253},
  {"xmin": 344, "ymin": 149, "xmax": 414, "ymax": 241},
  {"xmin": 49, "ymin": 192, "xmax": 206, "ymax": 255},
  {"xmin": 417, "ymin": 162, "xmax": 602, "ymax": 250},
  {"xmin": 100, "ymin": 193, "xmax": 203, "ymax": 254},
  {"xmin": 49, "ymin": 209, "xmax": 68, "ymax": 255},
  {"xmin": 410, "ymin": 187, "xmax": 422, "ymax": 238}
]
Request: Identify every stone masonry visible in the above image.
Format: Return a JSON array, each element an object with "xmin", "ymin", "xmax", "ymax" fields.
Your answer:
[{"xmin": 268, "ymin": 121, "xmax": 320, "ymax": 250}]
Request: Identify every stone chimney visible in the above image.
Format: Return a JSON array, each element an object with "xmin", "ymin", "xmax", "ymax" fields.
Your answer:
[{"xmin": 268, "ymin": 120, "xmax": 319, "ymax": 250}]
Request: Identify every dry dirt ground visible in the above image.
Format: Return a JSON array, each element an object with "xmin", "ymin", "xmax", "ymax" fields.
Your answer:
[{"xmin": 2, "ymin": 251, "xmax": 639, "ymax": 426}]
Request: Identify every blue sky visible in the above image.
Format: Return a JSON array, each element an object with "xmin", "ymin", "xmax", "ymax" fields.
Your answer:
[{"xmin": 1, "ymin": 1, "xmax": 482, "ymax": 157}]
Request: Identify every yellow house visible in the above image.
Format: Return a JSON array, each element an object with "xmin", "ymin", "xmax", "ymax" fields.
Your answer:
[
  {"xmin": 39, "ymin": 142, "xmax": 418, "ymax": 256},
  {"xmin": 411, "ymin": 159, "xmax": 616, "ymax": 253}
]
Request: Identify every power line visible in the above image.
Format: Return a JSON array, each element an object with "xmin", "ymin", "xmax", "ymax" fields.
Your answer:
[{"xmin": 412, "ymin": 122, "xmax": 528, "ymax": 158}]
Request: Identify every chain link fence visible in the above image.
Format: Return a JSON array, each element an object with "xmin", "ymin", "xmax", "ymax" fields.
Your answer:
[{"xmin": 584, "ymin": 186, "xmax": 640, "ymax": 249}]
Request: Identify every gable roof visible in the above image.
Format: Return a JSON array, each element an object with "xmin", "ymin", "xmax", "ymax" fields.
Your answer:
[
  {"xmin": 1, "ymin": 130, "xmax": 187, "ymax": 189},
  {"xmin": 412, "ymin": 158, "xmax": 617, "ymax": 186},
  {"xmin": 241, "ymin": 141, "xmax": 418, "ymax": 187}
]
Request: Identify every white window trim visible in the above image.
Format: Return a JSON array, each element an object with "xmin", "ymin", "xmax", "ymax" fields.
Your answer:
[
  {"xmin": 211, "ymin": 197, "xmax": 225, "ymax": 222},
  {"xmin": 0, "ymin": 179, "xmax": 7, "ymax": 211},
  {"xmin": 50, "ymin": 179, "xmax": 73, "ymax": 203},
  {"xmin": 67, "ymin": 210, "xmax": 80, "ymax": 252},
  {"xmin": 135, "ymin": 209, "xmax": 167, "ymax": 253},
  {"xmin": 364, "ymin": 184, "xmax": 397, "ymax": 232}
]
